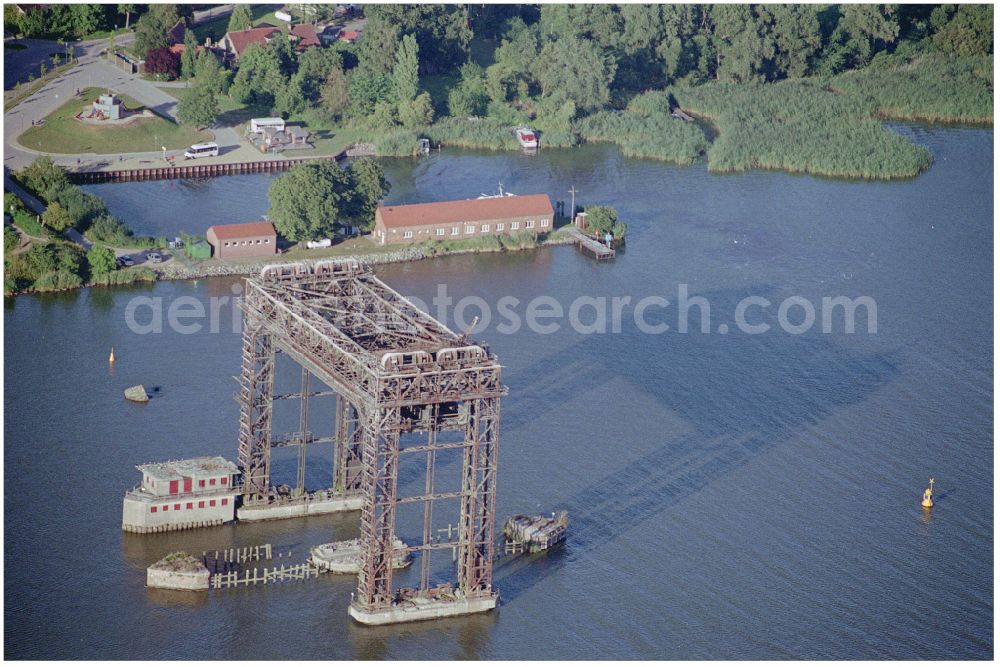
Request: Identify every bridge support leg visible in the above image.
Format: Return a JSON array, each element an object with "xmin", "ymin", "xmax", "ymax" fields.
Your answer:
[
  {"xmin": 237, "ymin": 323, "xmax": 275, "ymax": 502},
  {"xmin": 458, "ymin": 397, "xmax": 500, "ymax": 597},
  {"xmin": 295, "ymin": 367, "xmax": 310, "ymax": 497},
  {"xmin": 356, "ymin": 407, "xmax": 401, "ymax": 612}
]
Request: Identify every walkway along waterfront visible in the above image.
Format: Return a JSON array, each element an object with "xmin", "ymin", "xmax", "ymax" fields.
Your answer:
[{"xmin": 69, "ymin": 153, "xmax": 346, "ymax": 184}]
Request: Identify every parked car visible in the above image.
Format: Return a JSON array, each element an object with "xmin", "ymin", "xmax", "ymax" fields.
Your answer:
[
  {"xmin": 147, "ymin": 252, "xmax": 165, "ymax": 263},
  {"xmin": 117, "ymin": 255, "xmax": 135, "ymax": 267}
]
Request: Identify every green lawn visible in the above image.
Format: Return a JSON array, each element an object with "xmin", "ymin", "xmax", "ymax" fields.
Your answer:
[{"xmin": 18, "ymin": 87, "xmax": 212, "ymax": 154}]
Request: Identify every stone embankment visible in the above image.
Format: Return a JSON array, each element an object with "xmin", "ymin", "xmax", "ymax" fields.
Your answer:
[{"xmin": 152, "ymin": 236, "xmax": 575, "ymax": 282}]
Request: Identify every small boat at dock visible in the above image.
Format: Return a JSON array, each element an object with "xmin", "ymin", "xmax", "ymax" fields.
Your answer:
[{"xmin": 514, "ymin": 127, "xmax": 538, "ymax": 149}]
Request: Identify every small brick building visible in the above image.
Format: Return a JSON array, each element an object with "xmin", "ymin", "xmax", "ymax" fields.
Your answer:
[
  {"xmin": 206, "ymin": 221, "xmax": 278, "ymax": 259},
  {"xmin": 373, "ymin": 194, "xmax": 555, "ymax": 246}
]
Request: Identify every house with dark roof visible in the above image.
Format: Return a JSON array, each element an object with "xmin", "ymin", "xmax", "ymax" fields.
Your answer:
[
  {"xmin": 206, "ymin": 221, "xmax": 278, "ymax": 259},
  {"xmin": 373, "ymin": 195, "xmax": 555, "ymax": 246}
]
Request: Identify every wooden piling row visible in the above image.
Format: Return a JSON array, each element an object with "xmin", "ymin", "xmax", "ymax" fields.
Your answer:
[
  {"xmin": 211, "ymin": 562, "xmax": 320, "ymax": 589},
  {"xmin": 69, "ymin": 154, "xmax": 345, "ymax": 184}
]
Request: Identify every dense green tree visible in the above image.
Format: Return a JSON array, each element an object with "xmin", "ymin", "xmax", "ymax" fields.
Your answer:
[
  {"xmin": 118, "ymin": 4, "xmax": 135, "ymax": 30},
  {"xmin": 448, "ymin": 62, "xmax": 489, "ymax": 117},
  {"xmin": 583, "ymin": 206, "xmax": 617, "ymax": 234},
  {"xmin": 42, "ymin": 202, "xmax": 74, "ymax": 232},
  {"xmin": 267, "ymin": 162, "xmax": 354, "ymax": 241},
  {"xmin": 134, "ymin": 5, "xmax": 177, "ymax": 58},
  {"xmin": 534, "ymin": 37, "xmax": 616, "ymax": 113},
  {"xmin": 229, "ymin": 43, "xmax": 285, "ymax": 109},
  {"xmin": 934, "ymin": 5, "xmax": 993, "ymax": 56},
  {"xmin": 370, "ymin": 101, "xmax": 399, "ymax": 130},
  {"xmin": 177, "ymin": 82, "xmax": 219, "ymax": 128},
  {"xmin": 399, "ymin": 92, "xmax": 434, "ymax": 129},
  {"xmin": 391, "ymin": 34, "xmax": 420, "ymax": 104},
  {"xmin": 87, "ymin": 245, "xmax": 117, "ymax": 276},
  {"xmin": 20, "ymin": 157, "xmax": 71, "ymax": 199},
  {"xmin": 483, "ymin": 19, "xmax": 540, "ymax": 108},
  {"xmin": 770, "ymin": 5, "xmax": 822, "ymax": 79},
  {"xmin": 354, "ymin": 17, "xmax": 401, "ymax": 78},
  {"xmin": 709, "ymin": 5, "xmax": 777, "ymax": 83},
  {"xmin": 181, "ymin": 28, "xmax": 199, "ymax": 79},
  {"xmin": 320, "ymin": 66, "xmax": 351, "ymax": 121},
  {"xmin": 68, "ymin": 4, "xmax": 108, "ymax": 38},
  {"xmin": 227, "ymin": 4, "xmax": 253, "ymax": 33},
  {"xmin": 346, "ymin": 158, "xmax": 390, "ymax": 230},
  {"xmin": 195, "ymin": 52, "xmax": 229, "ymax": 95},
  {"xmin": 294, "ymin": 47, "xmax": 343, "ymax": 105},
  {"xmin": 347, "ymin": 71, "xmax": 393, "ymax": 117},
  {"xmin": 5, "ymin": 227, "xmax": 20, "ymax": 254},
  {"xmin": 363, "ymin": 5, "xmax": 471, "ymax": 75}
]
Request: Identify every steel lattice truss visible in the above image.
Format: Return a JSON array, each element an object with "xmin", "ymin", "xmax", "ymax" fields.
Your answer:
[{"xmin": 236, "ymin": 259, "xmax": 506, "ymax": 612}]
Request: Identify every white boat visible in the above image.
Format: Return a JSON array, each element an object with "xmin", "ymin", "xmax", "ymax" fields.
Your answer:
[
  {"xmin": 514, "ymin": 127, "xmax": 538, "ymax": 149},
  {"xmin": 477, "ymin": 182, "xmax": 517, "ymax": 199}
]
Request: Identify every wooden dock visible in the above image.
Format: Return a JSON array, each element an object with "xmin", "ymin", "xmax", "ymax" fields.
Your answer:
[
  {"xmin": 567, "ymin": 227, "xmax": 615, "ymax": 260},
  {"xmin": 68, "ymin": 154, "xmax": 345, "ymax": 184}
]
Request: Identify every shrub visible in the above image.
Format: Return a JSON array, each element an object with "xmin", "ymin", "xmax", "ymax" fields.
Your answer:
[
  {"xmin": 145, "ymin": 47, "xmax": 180, "ymax": 79},
  {"xmin": 18, "ymin": 157, "xmax": 70, "ymax": 198},
  {"xmin": 374, "ymin": 129, "xmax": 422, "ymax": 157},
  {"xmin": 42, "ymin": 202, "xmax": 75, "ymax": 231},
  {"xmin": 5, "ymin": 226, "xmax": 20, "ymax": 253},
  {"xmin": 86, "ymin": 244, "xmax": 117, "ymax": 276},
  {"xmin": 577, "ymin": 106, "xmax": 708, "ymax": 165},
  {"xmin": 424, "ymin": 117, "xmax": 519, "ymax": 151},
  {"xmin": 33, "ymin": 269, "xmax": 83, "ymax": 291},
  {"xmin": 89, "ymin": 267, "xmax": 157, "ymax": 286}
]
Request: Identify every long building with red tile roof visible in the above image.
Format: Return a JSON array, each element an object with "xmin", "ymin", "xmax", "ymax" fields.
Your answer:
[{"xmin": 373, "ymin": 195, "xmax": 555, "ymax": 245}]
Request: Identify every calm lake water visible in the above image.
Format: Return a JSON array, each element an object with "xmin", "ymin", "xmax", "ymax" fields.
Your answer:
[{"xmin": 7, "ymin": 126, "xmax": 993, "ymax": 659}]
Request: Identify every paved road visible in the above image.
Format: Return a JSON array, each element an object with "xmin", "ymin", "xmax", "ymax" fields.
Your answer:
[
  {"xmin": 4, "ymin": 39, "xmax": 73, "ymax": 90},
  {"xmin": 4, "ymin": 48, "xmax": 187, "ymax": 171}
]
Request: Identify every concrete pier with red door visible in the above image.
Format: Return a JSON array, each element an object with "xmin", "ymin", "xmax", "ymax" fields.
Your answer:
[{"xmin": 122, "ymin": 456, "xmax": 240, "ymax": 533}]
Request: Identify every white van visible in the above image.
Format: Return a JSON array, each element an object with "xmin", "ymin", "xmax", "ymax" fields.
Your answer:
[{"xmin": 184, "ymin": 142, "xmax": 219, "ymax": 159}]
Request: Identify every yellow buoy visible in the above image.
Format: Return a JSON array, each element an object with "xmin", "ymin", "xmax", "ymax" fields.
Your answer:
[
  {"xmin": 921, "ymin": 477, "xmax": 935, "ymax": 509},
  {"xmin": 109, "ymin": 347, "xmax": 115, "ymax": 365}
]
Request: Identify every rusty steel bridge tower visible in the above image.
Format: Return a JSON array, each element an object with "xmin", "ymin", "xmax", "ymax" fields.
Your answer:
[{"xmin": 236, "ymin": 259, "xmax": 506, "ymax": 624}]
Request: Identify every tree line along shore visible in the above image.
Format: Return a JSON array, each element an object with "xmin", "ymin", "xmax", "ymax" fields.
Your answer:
[
  {"xmin": 6, "ymin": 4, "xmax": 993, "ymax": 180},
  {"xmin": 2, "ymin": 154, "xmax": 584, "ymax": 297}
]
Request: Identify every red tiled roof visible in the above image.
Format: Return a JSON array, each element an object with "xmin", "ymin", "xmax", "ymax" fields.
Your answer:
[
  {"xmin": 377, "ymin": 195, "xmax": 554, "ymax": 230},
  {"xmin": 339, "ymin": 29, "xmax": 360, "ymax": 42},
  {"xmin": 226, "ymin": 26, "xmax": 281, "ymax": 58},
  {"xmin": 290, "ymin": 23, "xmax": 320, "ymax": 49},
  {"xmin": 208, "ymin": 221, "xmax": 277, "ymax": 240}
]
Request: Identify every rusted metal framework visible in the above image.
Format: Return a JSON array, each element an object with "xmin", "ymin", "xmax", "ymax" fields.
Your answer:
[{"xmin": 237, "ymin": 259, "xmax": 506, "ymax": 616}]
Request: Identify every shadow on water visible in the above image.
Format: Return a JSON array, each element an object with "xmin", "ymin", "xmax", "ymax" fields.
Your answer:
[{"xmin": 494, "ymin": 285, "xmax": 900, "ymax": 603}]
